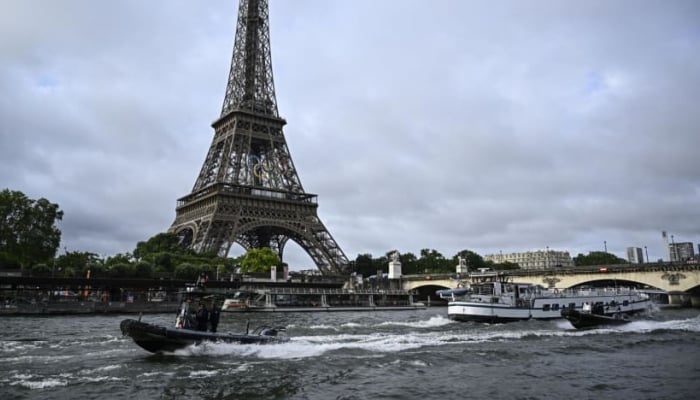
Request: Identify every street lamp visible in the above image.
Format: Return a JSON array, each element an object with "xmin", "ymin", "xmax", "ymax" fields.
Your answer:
[
  {"xmin": 671, "ymin": 234, "xmax": 676, "ymax": 263},
  {"xmin": 644, "ymin": 246, "xmax": 648, "ymax": 263}
]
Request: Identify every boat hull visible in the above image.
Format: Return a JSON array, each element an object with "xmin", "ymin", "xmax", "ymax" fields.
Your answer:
[
  {"xmin": 560, "ymin": 309, "xmax": 631, "ymax": 329},
  {"xmin": 120, "ymin": 319, "xmax": 288, "ymax": 353}
]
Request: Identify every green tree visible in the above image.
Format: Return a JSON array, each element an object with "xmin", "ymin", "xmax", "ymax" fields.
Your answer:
[
  {"xmin": 399, "ymin": 252, "xmax": 419, "ymax": 274},
  {"xmin": 353, "ymin": 253, "xmax": 375, "ymax": 277},
  {"xmin": 418, "ymin": 248, "xmax": 451, "ymax": 273},
  {"xmin": 216, "ymin": 256, "xmax": 240, "ymax": 276},
  {"xmin": 573, "ymin": 251, "xmax": 626, "ymax": 266},
  {"xmin": 108, "ymin": 262, "xmax": 136, "ymax": 278},
  {"xmin": 453, "ymin": 249, "xmax": 487, "ymax": 272},
  {"xmin": 239, "ymin": 248, "xmax": 280, "ymax": 274},
  {"xmin": 55, "ymin": 251, "xmax": 99, "ymax": 277},
  {"xmin": 174, "ymin": 262, "xmax": 199, "ymax": 280},
  {"xmin": 0, "ymin": 189, "xmax": 63, "ymax": 269},
  {"xmin": 87, "ymin": 261, "xmax": 106, "ymax": 278},
  {"xmin": 31, "ymin": 263, "xmax": 52, "ymax": 275},
  {"xmin": 105, "ymin": 253, "xmax": 133, "ymax": 267},
  {"xmin": 133, "ymin": 232, "xmax": 185, "ymax": 260},
  {"xmin": 152, "ymin": 252, "xmax": 175, "ymax": 274},
  {"xmin": 134, "ymin": 260, "xmax": 153, "ymax": 278},
  {"xmin": 373, "ymin": 254, "xmax": 389, "ymax": 275}
]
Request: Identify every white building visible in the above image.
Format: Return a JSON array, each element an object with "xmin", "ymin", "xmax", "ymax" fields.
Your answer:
[
  {"xmin": 626, "ymin": 247, "xmax": 645, "ymax": 264},
  {"xmin": 670, "ymin": 242, "xmax": 695, "ymax": 262},
  {"xmin": 483, "ymin": 250, "xmax": 573, "ymax": 270}
]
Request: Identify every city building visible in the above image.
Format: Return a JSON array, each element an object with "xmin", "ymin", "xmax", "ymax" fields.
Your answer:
[
  {"xmin": 626, "ymin": 247, "xmax": 645, "ymax": 264},
  {"xmin": 662, "ymin": 231, "xmax": 671, "ymax": 261},
  {"xmin": 669, "ymin": 242, "xmax": 695, "ymax": 262},
  {"xmin": 483, "ymin": 250, "xmax": 574, "ymax": 270}
]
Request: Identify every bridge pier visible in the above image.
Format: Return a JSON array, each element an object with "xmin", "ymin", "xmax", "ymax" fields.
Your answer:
[
  {"xmin": 691, "ymin": 295, "xmax": 700, "ymax": 308},
  {"xmin": 668, "ymin": 292, "xmax": 692, "ymax": 307}
]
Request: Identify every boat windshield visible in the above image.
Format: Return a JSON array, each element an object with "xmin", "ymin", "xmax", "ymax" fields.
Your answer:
[{"xmin": 471, "ymin": 284, "xmax": 494, "ymax": 295}]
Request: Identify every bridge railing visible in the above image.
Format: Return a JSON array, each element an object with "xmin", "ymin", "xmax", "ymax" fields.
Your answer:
[
  {"xmin": 508, "ymin": 262, "xmax": 699, "ymax": 276},
  {"xmin": 401, "ymin": 262, "xmax": 698, "ymax": 281}
]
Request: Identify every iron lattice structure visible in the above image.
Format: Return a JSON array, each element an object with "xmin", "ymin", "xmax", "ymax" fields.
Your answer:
[{"xmin": 170, "ymin": 0, "xmax": 349, "ymax": 274}]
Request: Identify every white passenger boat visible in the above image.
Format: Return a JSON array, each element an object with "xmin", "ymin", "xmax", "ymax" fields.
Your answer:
[{"xmin": 439, "ymin": 272, "xmax": 652, "ymax": 323}]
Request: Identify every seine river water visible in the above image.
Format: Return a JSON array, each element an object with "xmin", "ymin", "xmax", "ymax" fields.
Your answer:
[{"xmin": 1, "ymin": 307, "xmax": 699, "ymax": 400}]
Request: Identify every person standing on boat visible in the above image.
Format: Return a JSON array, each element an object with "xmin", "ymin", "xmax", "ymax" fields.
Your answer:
[
  {"xmin": 582, "ymin": 302, "xmax": 591, "ymax": 313},
  {"xmin": 196, "ymin": 303, "xmax": 209, "ymax": 331},
  {"xmin": 209, "ymin": 303, "xmax": 220, "ymax": 333},
  {"xmin": 176, "ymin": 300, "xmax": 195, "ymax": 329}
]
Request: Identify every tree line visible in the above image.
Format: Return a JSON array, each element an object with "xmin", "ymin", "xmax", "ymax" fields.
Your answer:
[{"xmin": 1, "ymin": 188, "xmax": 628, "ymax": 280}]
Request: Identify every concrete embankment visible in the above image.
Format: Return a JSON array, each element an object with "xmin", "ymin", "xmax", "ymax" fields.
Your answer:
[{"xmin": 0, "ymin": 301, "xmax": 179, "ymax": 316}]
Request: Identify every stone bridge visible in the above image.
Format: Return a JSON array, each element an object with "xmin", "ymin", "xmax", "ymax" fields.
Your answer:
[{"xmin": 400, "ymin": 263, "xmax": 700, "ymax": 307}]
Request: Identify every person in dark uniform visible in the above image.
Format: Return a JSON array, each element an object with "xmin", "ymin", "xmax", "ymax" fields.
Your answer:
[
  {"xmin": 196, "ymin": 303, "xmax": 209, "ymax": 331},
  {"xmin": 209, "ymin": 303, "xmax": 221, "ymax": 333}
]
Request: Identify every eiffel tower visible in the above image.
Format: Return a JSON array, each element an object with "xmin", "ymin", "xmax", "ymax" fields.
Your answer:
[{"xmin": 169, "ymin": 0, "xmax": 349, "ymax": 274}]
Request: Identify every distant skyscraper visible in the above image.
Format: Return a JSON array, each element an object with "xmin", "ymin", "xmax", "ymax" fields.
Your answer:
[
  {"xmin": 626, "ymin": 247, "xmax": 644, "ymax": 264},
  {"xmin": 662, "ymin": 231, "xmax": 670, "ymax": 261}
]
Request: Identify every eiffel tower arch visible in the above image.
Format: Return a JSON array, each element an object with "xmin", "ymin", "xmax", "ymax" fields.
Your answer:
[{"xmin": 169, "ymin": 0, "xmax": 349, "ymax": 275}]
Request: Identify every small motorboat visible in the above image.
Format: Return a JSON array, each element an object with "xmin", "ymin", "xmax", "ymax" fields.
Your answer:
[
  {"xmin": 561, "ymin": 302, "xmax": 632, "ymax": 329},
  {"xmin": 120, "ymin": 283, "xmax": 288, "ymax": 353},
  {"xmin": 120, "ymin": 318, "xmax": 288, "ymax": 353}
]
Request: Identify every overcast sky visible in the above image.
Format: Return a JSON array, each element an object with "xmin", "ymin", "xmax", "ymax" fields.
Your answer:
[{"xmin": 2, "ymin": 0, "xmax": 699, "ymax": 268}]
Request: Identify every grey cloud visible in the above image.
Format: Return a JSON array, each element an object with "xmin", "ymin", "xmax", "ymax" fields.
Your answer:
[{"xmin": 1, "ymin": 0, "xmax": 698, "ymax": 267}]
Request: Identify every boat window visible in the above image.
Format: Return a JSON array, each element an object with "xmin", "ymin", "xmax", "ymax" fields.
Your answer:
[
  {"xmin": 543, "ymin": 304, "xmax": 551, "ymax": 311},
  {"xmin": 569, "ymin": 303, "xmax": 576, "ymax": 309},
  {"xmin": 622, "ymin": 300, "xmax": 629, "ymax": 306},
  {"xmin": 552, "ymin": 303, "xmax": 559, "ymax": 311}
]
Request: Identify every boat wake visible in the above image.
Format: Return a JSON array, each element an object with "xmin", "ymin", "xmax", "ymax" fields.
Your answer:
[
  {"xmin": 603, "ymin": 314, "xmax": 700, "ymax": 333},
  {"xmin": 288, "ymin": 315, "xmax": 454, "ymax": 331},
  {"xmin": 160, "ymin": 314, "xmax": 700, "ymax": 359},
  {"xmin": 376, "ymin": 315, "xmax": 455, "ymax": 328}
]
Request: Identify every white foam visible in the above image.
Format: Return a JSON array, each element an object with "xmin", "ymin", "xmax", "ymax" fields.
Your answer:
[
  {"xmin": 1, "ymin": 354, "xmax": 74, "ymax": 364},
  {"xmin": 189, "ymin": 369, "xmax": 220, "ymax": 378},
  {"xmin": 300, "ymin": 324, "xmax": 341, "ymax": 330},
  {"xmin": 140, "ymin": 371, "xmax": 176, "ymax": 378},
  {"xmin": 611, "ymin": 316, "xmax": 700, "ymax": 333},
  {"xmin": 81, "ymin": 376, "xmax": 124, "ymax": 383},
  {"xmin": 377, "ymin": 315, "xmax": 454, "ymax": 329},
  {"xmin": 95, "ymin": 364, "xmax": 121, "ymax": 372},
  {"xmin": 12, "ymin": 378, "xmax": 68, "ymax": 389},
  {"xmin": 79, "ymin": 364, "xmax": 122, "ymax": 376}
]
